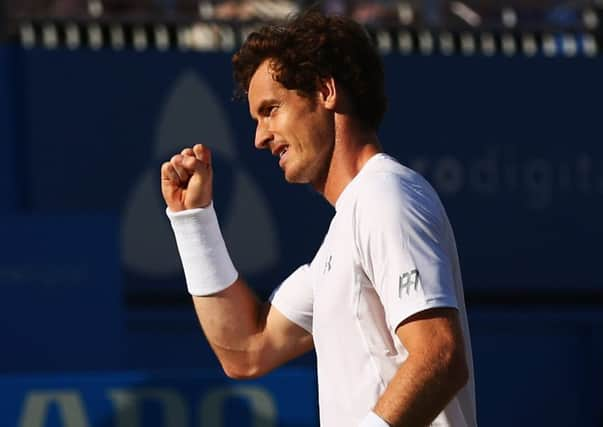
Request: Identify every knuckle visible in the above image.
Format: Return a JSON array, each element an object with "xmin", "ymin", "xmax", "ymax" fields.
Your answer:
[{"xmin": 183, "ymin": 156, "xmax": 196, "ymax": 168}]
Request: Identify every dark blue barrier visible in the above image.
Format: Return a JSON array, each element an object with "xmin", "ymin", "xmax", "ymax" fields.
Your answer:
[
  {"xmin": 469, "ymin": 308, "xmax": 603, "ymax": 427},
  {"xmin": 12, "ymin": 48, "xmax": 603, "ymax": 295},
  {"xmin": 0, "ymin": 214, "xmax": 124, "ymax": 371},
  {"xmin": 0, "ymin": 46, "xmax": 18, "ymax": 211},
  {"xmin": 0, "ymin": 368, "xmax": 318, "ymax": 427}
]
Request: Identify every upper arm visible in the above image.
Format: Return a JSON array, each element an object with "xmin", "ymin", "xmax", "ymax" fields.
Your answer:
[
  {"xmin": 396, "ymin": 308, "xmax": 464, "ymax": 354},
  {"xmin": 262, "ymin": 264, "xmax": 314, "ymax": 370},
  {"xmin": 256, "ymin": 263, "xmax": 315, "ymax": 373},
  {"xmin": 257, "ymin": 303, "xmax": 314, "ymax": 372},
  {"xmin": 207, "ymin": 265, "xmax": 314, "ymax": 378},
  {"xmin": 371, "ymin": 308, "xmax": 470, "ymax": 425},
  {"xmin": 191, "ymin": 275, "xmax": 313, "ymax": 379},
  {"xmin": 395, "ymin": 307, "xmax": 468, "ymax": 381}
]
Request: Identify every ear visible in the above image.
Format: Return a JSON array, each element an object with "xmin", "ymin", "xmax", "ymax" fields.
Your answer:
[{"xmin": 317, "ymin": 77, "xmax": 337, "ymax": 111}]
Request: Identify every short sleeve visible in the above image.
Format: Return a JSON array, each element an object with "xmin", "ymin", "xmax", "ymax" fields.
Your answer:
[
  {"xmin": 269, "ymin": 264, "xmax": 314, "ymax": 334},
  {"xmin": 355, "ymin": 173, "xmax": 459, "ymax": 333}
]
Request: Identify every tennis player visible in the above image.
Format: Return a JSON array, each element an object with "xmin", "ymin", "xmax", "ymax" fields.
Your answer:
[{"xmin": 162, "ymin": 10, "xmax": 477, "ymax": 427}]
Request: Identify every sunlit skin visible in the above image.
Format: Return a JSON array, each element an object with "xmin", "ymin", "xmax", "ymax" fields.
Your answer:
[{"xmin": 248, "ymin": 60, "xmax": 335, "ymax": 190}]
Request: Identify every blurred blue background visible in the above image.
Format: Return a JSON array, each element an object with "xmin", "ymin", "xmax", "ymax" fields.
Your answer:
[{"xmin": 1, "ymin": 1, "xmax": 602, "ymax": 426}]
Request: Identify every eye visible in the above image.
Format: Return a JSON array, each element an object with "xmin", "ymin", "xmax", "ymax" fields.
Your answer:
[{"xmin": 264, "ymin": 105, "xmax": 278, "ymax": 116}]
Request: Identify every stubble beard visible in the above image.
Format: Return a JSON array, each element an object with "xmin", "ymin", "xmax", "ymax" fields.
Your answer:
[{"xmin": 307, "ymin": 144, "xmax": 335, "ymax": 194}]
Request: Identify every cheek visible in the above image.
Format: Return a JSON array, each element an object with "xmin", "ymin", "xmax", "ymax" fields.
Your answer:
[
  {"xmin": 308, "ymin": 113, "xmax": 334, "ymax": 148},
  {"xmin": 283, "ymin": 103, "xmax": 330, "ymax": 153}
]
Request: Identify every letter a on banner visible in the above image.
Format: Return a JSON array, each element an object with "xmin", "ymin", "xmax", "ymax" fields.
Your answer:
[{"xmin": 18, "ymin": 391, "xmax": 91, "ymax": 427}]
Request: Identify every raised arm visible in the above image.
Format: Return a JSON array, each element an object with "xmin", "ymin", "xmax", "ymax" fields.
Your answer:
[{"xmin": 161, "ymin": 144, "xmax": 313, "ymax": 378}]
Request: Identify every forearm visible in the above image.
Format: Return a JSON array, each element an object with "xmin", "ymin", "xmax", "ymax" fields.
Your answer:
[
  {"xmin": 192, "ymin": 277, "xmax": 270, "ymax": 378},
  {"xmin": 373, "ymin": 350, "xmax": 468, "ymax": 427}
]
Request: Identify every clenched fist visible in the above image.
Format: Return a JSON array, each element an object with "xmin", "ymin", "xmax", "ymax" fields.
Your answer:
[{"xmin": 161, "ymin": 144, "xmax": 213, "ymax": 212}]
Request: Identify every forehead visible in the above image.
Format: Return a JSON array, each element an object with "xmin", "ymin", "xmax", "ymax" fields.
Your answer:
[
  {"xmin": 248, "ymin": 61, "xmax": 284, "ymax": 106},
  {"xmin": 249, "ymin": 60, "xmax": 278, "ymax": 94}
]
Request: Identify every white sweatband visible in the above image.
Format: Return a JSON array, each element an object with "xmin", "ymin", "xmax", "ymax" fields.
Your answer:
[
  {"xmin": 359, "ymin": 411, "xmax": 390, "ymax": 427},
  {"xmin": 166, "ymin": 202, "xmax": 238, "ymax": 296}
]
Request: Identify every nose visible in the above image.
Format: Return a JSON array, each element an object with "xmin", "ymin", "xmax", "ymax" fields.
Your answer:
[{"xmin": 254, "ymin": 120, "xmax": 273, "ymax": 150}]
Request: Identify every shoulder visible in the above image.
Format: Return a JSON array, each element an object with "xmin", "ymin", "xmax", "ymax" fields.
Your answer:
[{"xmin": 354, "ymin": 156, "xmax": 444, "ymax": 227}]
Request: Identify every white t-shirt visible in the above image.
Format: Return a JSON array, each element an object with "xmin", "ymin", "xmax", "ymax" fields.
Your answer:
[{"xmin": 270, "ymin": 153, "xmax": 477, "ymax": 426}]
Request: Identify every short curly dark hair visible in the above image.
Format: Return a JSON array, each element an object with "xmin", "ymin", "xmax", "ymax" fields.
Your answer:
[{"xmin": 232, "ymin": 10, "xmax": 387, "ymax": 130}]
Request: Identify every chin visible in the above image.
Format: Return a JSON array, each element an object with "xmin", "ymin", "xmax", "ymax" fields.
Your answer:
[
  {"xmin": 283, "ymin": 166, "xmax": 310, "ymax": 184},
  {"xmin": 283, "ymin": 173, "xmax": 304, "ymax": 184}
]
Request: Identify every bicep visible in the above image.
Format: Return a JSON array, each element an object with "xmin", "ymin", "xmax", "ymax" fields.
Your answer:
[
  {"xmin": 395, "ymin": 307, "xmax": 465, "ymax": 362},
  {"xmin": 260, "ymin": 303, "xmax": 314, "ymax": 370},
  {"xmin": 254, "ymin": 264, "xmax": 315, "ymax": 374},
  {"xmin": 192, "ymin": 277, "xmax": 313, "ymax": 378}
]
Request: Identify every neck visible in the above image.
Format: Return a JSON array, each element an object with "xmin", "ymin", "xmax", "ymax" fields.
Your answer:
[{"xmin": 313, "ymin": 117, "xmax": 382, "ymax": 206}]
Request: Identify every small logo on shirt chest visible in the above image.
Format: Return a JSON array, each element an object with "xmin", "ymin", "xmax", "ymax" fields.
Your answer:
[{"xmin": 323, "ymin": 255, "xmax": 333, "ymax": 274}]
